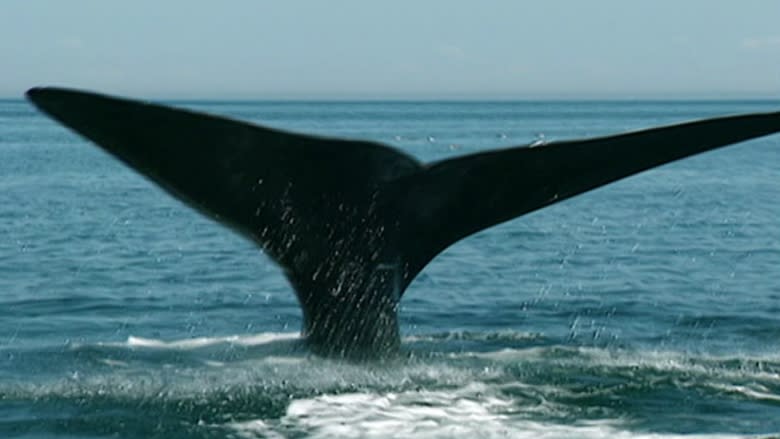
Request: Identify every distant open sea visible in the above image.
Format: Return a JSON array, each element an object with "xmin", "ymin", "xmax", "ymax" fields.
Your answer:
[{"xmin": 1, "ymin": 98, "xmax": 779, "ymax": 438}]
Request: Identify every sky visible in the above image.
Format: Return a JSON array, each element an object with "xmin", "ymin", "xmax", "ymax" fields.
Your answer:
[{"xmin": 2, "ymin": 1, "xmax": 780, "ymax": 99}]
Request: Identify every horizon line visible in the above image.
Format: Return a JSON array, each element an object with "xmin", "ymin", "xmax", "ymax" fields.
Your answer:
[{"xmin": 3, "ymin": 93, "xmax": 780, "ymax": 103}]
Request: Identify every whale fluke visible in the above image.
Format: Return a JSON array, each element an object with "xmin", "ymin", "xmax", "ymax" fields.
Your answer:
[{"xmin": 26, "ymin": 87, "xmax": 780, "ymax": 358}]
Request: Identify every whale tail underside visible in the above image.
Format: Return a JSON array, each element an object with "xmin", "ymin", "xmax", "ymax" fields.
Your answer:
[{"xmin": 27, "ymin": 87, "xmax": 780, "ymax": 342}]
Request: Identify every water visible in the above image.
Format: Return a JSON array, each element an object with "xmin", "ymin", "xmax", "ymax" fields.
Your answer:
[{"xmin": 1, "ymin": 99, "xmax": 779, "ymax": 438}]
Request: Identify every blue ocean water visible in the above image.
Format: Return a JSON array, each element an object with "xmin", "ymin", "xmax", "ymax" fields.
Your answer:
[{"xmin": 1, "ymin": 98, "xmax": 779, "ymax": 438}]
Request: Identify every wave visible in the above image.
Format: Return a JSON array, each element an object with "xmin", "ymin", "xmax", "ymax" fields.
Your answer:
[
  {"xmin": 2, "ymin": 331, "xmax": 780, "ymax": 437},
  {"xmin": 119, "ymin": 332, "xmax": 301, "ymax": 349},
  {"xmin": 228, "ymin": 388, "xmax": 770, "ymax": 439}
]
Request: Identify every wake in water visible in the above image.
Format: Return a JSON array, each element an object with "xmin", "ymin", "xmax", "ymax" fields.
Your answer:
[{"xmin": 2, "ymin": 331, "xmax": 779, "ymax": 438}]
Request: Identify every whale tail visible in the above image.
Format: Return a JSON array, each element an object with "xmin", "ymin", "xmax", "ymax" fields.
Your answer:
[
  {"xmin": 397, "ymin": 109, "xmax": 780, "ymax": 278},
  {"xmin": 26, "ymin": 87, "xmax": 780, "ymax": 356}
]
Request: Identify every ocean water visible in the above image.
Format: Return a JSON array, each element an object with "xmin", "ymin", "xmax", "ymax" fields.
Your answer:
[{"xmin": 1, "ymin": 98, "xmax": 779, "ymax": 438}]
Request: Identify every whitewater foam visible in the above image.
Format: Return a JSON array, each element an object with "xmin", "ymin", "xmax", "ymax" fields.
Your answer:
[
  {"xmin": 123, "ymin": 332, "xmax": 301, "ymax": 349},
  {"xmin": 228, "ymin": 385, "xmax": 764, "ymax": 439}
]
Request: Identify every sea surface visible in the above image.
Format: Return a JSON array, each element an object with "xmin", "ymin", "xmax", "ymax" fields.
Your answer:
[{"xmin": 1, "ymin": 98, "xmax": 779, "ymax": 438}]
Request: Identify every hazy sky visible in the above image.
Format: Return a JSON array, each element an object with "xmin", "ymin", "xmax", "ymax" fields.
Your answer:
[{"xmin": 2, "ymin": 1, "xmax": 780, "ymax": 99}]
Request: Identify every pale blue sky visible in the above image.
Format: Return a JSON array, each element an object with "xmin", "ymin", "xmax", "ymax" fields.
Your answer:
[{"xmin": 2, "ymin": 1, "xmax": 780, "ymax": 99}]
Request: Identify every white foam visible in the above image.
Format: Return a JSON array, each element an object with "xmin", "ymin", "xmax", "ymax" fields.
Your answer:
[
  {"xmin": 466, "ymin": 346, "xmax": 780, "ymax": 384},
  {"xmin": 711, "ymin": 383, "xmax": 780, "ymax": 402},
  {"xmin": 228, "ymin": 385, "xmax": 760, "ymax": 439},
  {"xmin": 231, "ymin": 383, "xmax": 513, "ymax": 439},
  {"xmin": 123, "ymin": 332, "xmax": 300, "ymax": 349},
  {"xmin": 403, "ymin": 330, "xmax": 543, "ymax": 343}
]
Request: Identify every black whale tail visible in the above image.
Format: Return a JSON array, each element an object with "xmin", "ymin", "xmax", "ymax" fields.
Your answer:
[{"xmin": 26, "ymin": 87, "xmax": 780, "ymax": 357}]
